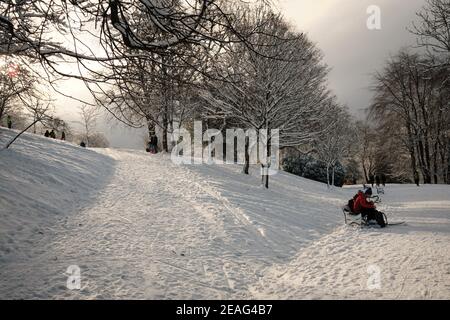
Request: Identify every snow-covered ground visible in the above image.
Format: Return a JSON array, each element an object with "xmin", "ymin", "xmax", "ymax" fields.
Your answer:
[{"xmin": 0, "ymin": 128, "xmax": 449, "ymax": 299}]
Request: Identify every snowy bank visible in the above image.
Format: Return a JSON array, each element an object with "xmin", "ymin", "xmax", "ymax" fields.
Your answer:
[{"xmin": 0, "ymin": 128, "xmax": 115, "ymax": 263}]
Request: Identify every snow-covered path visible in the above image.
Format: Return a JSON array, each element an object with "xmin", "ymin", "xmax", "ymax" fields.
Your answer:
[
  {"xmin": 0, "ymin": 133, "xmax": 449, "ymax": 299},
  {"xmin": 1, "ymin": 149, "xmax": 275, "ymax": 299}
]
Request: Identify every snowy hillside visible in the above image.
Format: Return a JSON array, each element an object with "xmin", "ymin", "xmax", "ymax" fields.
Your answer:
[
  {"xmin": 0, "ymin": 128, "xmax": 449, "ymax": 299},
  {"xmin": 0, "ymin": 128, "xmax": 115, "ymax": 263}
]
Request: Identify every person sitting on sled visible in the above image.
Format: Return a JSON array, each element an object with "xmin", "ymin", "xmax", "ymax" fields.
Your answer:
[{"xmin": 353, "ymin": 187, "xmax": 386, "ymax": 228}]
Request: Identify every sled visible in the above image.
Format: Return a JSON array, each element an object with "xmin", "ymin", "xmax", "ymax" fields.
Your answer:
[
  {"xmin": 342, "ymin": 205, "xmax": 367, "ymax": 227},
  {"xmin": 342, "ymin": 207, "xmax": 382, "ymax": 227},
  {"xmin": 342, "ymin": 206, "xmax": 404, "ymax": 227}
]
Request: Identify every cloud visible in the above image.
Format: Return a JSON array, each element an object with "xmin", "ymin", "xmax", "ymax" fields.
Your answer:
[{"xmin": 279, "ymin": 0, "xmax": 427, "ymax": 116}]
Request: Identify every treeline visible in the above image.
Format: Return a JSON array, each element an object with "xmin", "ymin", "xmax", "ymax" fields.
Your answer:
[
  {"xmin": 367, "ymin": 0, "xmax": 449, "ymax": 184},
  {"xmin": 96, "ymin": 3, "xmax": 351, "ymax": 188},
  {"xmin": 2, "ymin": 0, "xmax": 447, "ymax": 186},
  {"xmin": 2, "ymin": 0, "xmax": 352, "ymax": 187}
]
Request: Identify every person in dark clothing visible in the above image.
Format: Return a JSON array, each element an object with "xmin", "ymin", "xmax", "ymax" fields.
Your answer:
[
  {"xmin": 80, "ymin": 141, "xmax": 86, "ymax": 148},
  {"xmin": 150, "ymin": 135, "xmax": 158, "ymax": 153},
  {"xmin": 44, "ymin": 130, "xmax": 50, "ymax": 137},
  {"xmin": 49, "ymin": 130, "xmax": 56, "ymax": 139},
  {"xmin": 353, "ymin": 187, "xmax": 386, "ymax": 228},
  {"xmin": 61, "ymin": 131, "xmax": 66, "ymax": 141},
  {"xmin": 7, "ymin": 115, "xmax": 12, "ymax": 129},
  {"xmin": 146, "ymin": 135, "xmax": 158, "ymax": 153},
  {"xmin": 414, "ymin": 171, "xmax": 420, "ymax": 186}
]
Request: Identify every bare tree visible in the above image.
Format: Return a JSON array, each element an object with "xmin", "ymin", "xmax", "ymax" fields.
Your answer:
[
  {"xmin": 73, "ymin": 132, "xmax": 109, "ymax": 148},
  {"xmin": 2, "ymin": 0, "xmax": 300, "ymax": 150},
  {"xmin": 354, "ymin": 122, "xmax": 377, "ymax": 184},
  {"xmin": 410, "ymin": 0, "xmax": 450, "ymax": 116},
  {"xmin": 79, "ymin": 104, "xmax": 99, "ymax": 147},
  {"xmin": 199, "ymin": 8, "xmax": 334, "ymax": 188},
  {"xmin": 314, "ymin": 107, "xmax": 354, "ymax": 188},
  {"xmin": 100, "ymin": 40, "xmax": 203, "ymax": 152},
  {"xmin": 411, "ymin": 0, "xmax": 450, "ymax": 63},
  {"xmin": 370, "ymin": 50, "xmax": 450, "ymax": 184},
  {"xmin": 1, "ymin": 0, "xmax": 273, "ymax": 85},
  {"xmin": 0, "ymin": 62, "xmax": 36, "ymax": 121},
  {"xmin": 1, "ymin": 100, "xmax": 53, "ymax": 149}
]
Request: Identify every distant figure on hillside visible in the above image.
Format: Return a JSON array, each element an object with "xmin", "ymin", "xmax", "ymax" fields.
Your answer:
[
  {"xmin": 61, "ymin": 131, "xmax": 66, "ymax": 141},
  {"xmin": 80, "ymin": 141, "xmax": 86, "ymax": 148},
  {"xmin": 414, "ymin": 171, "xmax": 420, "ymax": 186},
  {"xmin": 49, "ymin": 130, "xmax": 56, "ymax": 139},
  {"xmin": 381, "ymin": 174, "xmax": 386, "ymax": 186},
  {"xmin": 7, "ymin": 115, "xmax": 12, "ymax": 129},
  {"xmin": 44, "ymin": 130, "xmax": 50, "ymax": 137}
]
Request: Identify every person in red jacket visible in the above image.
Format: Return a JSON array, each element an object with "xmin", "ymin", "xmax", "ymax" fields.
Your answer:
[{"xmin": 353, "ymin": 188, "xmax": 386, "ymax": 227}]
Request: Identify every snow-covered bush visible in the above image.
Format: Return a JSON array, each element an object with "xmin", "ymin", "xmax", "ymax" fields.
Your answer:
[{"xmin": 282, "ymin": 155, "xmax": 346, "ymax": 187}]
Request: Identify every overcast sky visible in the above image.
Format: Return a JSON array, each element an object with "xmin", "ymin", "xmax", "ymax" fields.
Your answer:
[
  {"xmin": 278, "ymin": 0, "xmax": 426, "ymax": 115},
  {"xmin": 53, "ymin": 0, "xmax": 428, "ymax": 149}
]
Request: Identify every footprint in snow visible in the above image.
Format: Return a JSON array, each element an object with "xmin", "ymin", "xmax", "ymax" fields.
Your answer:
[{"xmin": 171, "ymin": 250, "xmax": 186, "ymax": 256}]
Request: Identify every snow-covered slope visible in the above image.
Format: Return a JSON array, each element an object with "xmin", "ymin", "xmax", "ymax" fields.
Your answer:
[
  {"xmin": 250, "ymin": 181, "xmax": 450, "ymax": 298},
  {"xmin": 0, "ymin": 128, "xmax": 115, "ymax": 262},
  {"xmin": 0, "ymin": 128, "xmax": 449, "ymax": 299}
]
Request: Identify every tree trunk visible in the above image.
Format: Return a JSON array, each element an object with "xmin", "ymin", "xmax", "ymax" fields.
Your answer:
[
  {"xmin": 326, "ymin": 165, "xmax": 330, "ymax": 189},
  {"xmin": 417, "ymin": 138, "xmax": 431, "ymax": 184},
  {"xmin": 0, "ymin": 103, "xmax": 4, "ymax": 123},
  {"xmin": 161, "ymin": 54, "xmax": 169, "ymax": 152},
  {"xmin": 84, "ymin": 122, "xmax": 90, "ymax": 147},
  {"xmin": 262, "ymin": 131, "xmax": 271, "ymax": 189},
  {"xmin": 33, "ymin": 113, "xmax": 37, "ymax": 134},
  {"xmin": 442, "ymin": 144, "xmax": 449, "ymax": 184},
  {"xmin": 162, "ymin": 109, "xmax": 168, "ymax": 152},
  {"xmin": 243, "ymin": 135, "xmax": 250, "ymax": 175},
  {"xmin": 433, "ymin": 140, "xmax": 439, "ymax": 184},
  {"xmin": 332, "ymin": 166, "xmax": 335, "ymax": 187},
  {"xmin": 266, "ymin": 133, "xmax": 272, "ymax": 189},
  {"xmin": 147, "ymin": 117, "xmax": 155, "ymax": 138},
  {"xmin": 362, "ymin": 158, "xmax": 369, "ymax": 183},
  {"xmin": 424, "ymin": 135, "xmax": 432, "ymax": 183},
  {"xmin": 439, "ymin": 136, "xmax": 447, "ymax": 183},
  {"xmin": 409, "ymin": 148, "xmax": 418, "ymax": 183},
  {"xmin": 146, "ymin": 117, "xmax": 157, "ymax": 151}
]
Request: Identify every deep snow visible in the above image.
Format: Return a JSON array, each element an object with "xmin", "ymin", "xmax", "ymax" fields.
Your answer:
[{"xmin": 0, "ymin": 128, "xmax": 449, "ymax": 299}]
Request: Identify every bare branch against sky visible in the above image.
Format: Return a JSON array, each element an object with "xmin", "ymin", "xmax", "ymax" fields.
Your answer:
[{"xmin": 1, "ymin": 0, "xmax": 431, "ymax": 148}]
